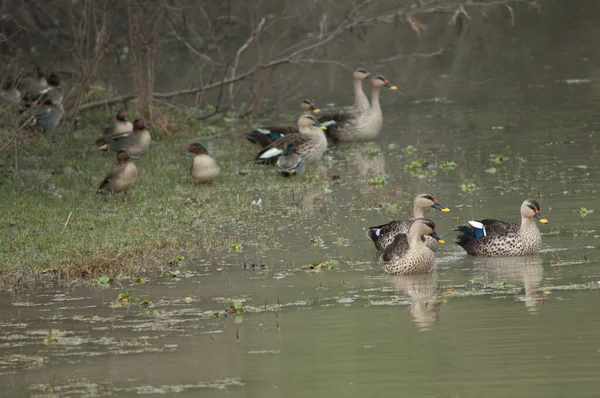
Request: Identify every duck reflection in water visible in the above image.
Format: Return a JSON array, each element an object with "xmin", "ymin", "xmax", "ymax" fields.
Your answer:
[
  {"xmin": 472, "ymin": 255, "xmax": 544, "ymax": 313},
  {"xmin": 388, "ymin": 272, "xmax": 442, "ymax": 331}
]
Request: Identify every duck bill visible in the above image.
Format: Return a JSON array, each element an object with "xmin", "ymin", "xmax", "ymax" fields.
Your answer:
[
  {"xmin": 129, "ymin": 155, "xmax": 140, "ymax": 160},
  {"xmin": 534, "ymin": 213, "xmax": 548, "ymax": 224},
  {"xmin": 309, "ymin": 105, "xmax": 320, "ymax": 113},
  {"xmin": 142, "ymin": 124, "xmax": 150, "ymax": 129},
  {"xmin": 313, "ymin": 121, "xmax": 326, "ymax": 130},
  {"xmin": 429, "ymin": 232, "xmax": 445, "ymax": 244},
  {"xmin": 383, "ymin": 81, "xmax": 398, "ymax": 90},
  {"xmin": 431, "ymin": 202, "xmax": 451, "ymax": 212},
  {"xmin": 364, "ymin": 72, "xmax": 372, "ymax": 79}
]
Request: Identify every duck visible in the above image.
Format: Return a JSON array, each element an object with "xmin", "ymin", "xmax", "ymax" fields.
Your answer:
[
  {"xmin": 381, "ymin": 218, "xmax": 445, "ymax": 275},
  {"xmin": 276, "ymin": 144, "xmax": 304, "ymax": 177},
  {"xmin": 96, "ymin": 118, "xmax": 151, "ymax": 155},
  {"xmin": 102, "ymin": 108, "xmax": 134, "ymax": 137},
  {"xmin": 319, "ymin": 74, "xmax": 396, "ymax": 142},
  {"xmin": 16, "ymin": 66, "xmax": 48, "ymax": 99},
  {"xmin": 367, "ymin": 194, "xmax": 450, "ymax": 251},
  {"xmin": 188, "ymin": 142, "xmax": 220, "ymax": 183},
  {"xmin": 245, "ymin": 99, "xmax": 320, "ymax": 147},
  {"xmin": 97, "ymin": 150, "xmax": 139, "ymax": 195},
  {"xmin": 46, "ymin": 72, "xmax": 64, "ymax": 104},
  {"xmin": 28, "ymin": 93, "xmax": 64, "ymax": 132},
  {"xmin": 317, "ymin": 68, "xmax": 371, "ymax": 128},
  {"xmin": 254, "ymin": 114, "xmax": 327, "ymax": 164},
  {"xmin": 455, "ymin": 198, "xmax": 549, "ymax": 257},
  {"xmin": 1, "ymin": 76, "xmax": 22, "ymax": 104}
]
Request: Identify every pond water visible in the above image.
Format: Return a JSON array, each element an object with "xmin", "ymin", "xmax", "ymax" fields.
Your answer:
[{"xmin": 3, "ymin": 2, "xmax": 600, "ymax": 397}]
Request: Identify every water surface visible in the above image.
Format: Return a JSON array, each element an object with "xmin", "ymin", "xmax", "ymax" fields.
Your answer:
[{"xmin": 3, "ymin": 2, "xmax": 600, "ymax": 396}]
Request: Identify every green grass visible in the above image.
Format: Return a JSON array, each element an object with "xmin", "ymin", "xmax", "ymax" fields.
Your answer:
[{"xmin": 0, "ymin": 108, "xmax": 328, "ymax": 288}]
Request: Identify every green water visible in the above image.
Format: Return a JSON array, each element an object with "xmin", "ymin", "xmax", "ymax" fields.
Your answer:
[{"xmin": 3, "ymin": 1, "xmax": 600, "ymax": 396}]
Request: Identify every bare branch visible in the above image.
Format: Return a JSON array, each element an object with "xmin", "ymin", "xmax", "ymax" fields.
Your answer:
[{"xmin": 377, "ymin": 49, "xmax": 444, "ymax": 63}]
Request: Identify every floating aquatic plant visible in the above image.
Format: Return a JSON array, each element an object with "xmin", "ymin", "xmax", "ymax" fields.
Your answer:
[
  {"xmin": 367, "ymin": 173, "xmax": 389, "ymax": 186},
  {"xmin": 439, "ymin": 161, "xmax": 457, "ymax": 171},
  {"xmin": 460, "ymin": 183, "xmax": 478, "ymax": 192},
  {"xmin": 43, "ymin": 330, "xmax": 61, "ymax": 346},
  {"xmin": 168, "ymin": 256, "xmax": 185, "ymax": 266},
  {"xmin": 402, "ymin": 145, "xmax": 415, "ymax": 154},
  {"xmin": 229, "ymin": 242, "xmax": 243, "ymax": 252},
  {"xmin": 578, "ymin": 207, "xmax": 594, "ymax": 217},
  {"xmin": 301, "ymin": 259, "xmax": 338, "ymax": 271},
  {"xmin": 95, "ymin": 275, "xmax": 111, "ymax": 289}
]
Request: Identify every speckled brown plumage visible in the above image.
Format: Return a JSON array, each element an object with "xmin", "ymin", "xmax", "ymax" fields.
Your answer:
[
  {"xmin": 367, "ymin": 194, "xmax": 450, "ymax": 251},
  {"xmin": 381, "ymin": 218, "xmax": 444, "ymax": 275},
  {"xmin": 455, "ymin": 198, "xmax": 549, "ymax": 257}
]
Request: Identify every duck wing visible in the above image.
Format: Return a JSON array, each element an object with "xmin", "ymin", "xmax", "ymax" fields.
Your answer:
[
  {"xmin": 480, "ymin": 219, "xmax": 519, "ymax": 236},
  {"xmin": 366, "ymin": 219, "xmax": 411, "ymax": 251},
  {"xmin": 245, "ymin": 125, "xmax": 299, "ymax": 147},
  {"xmin": 254, "ymin": 134, "xmax": 312, "ymax": 164}
]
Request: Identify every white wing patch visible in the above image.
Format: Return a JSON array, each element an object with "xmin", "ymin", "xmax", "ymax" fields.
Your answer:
[
  {"xmin": 259, "ymin": 147, "xmax": 282, "ymax": 159},
  {"xmin": 468, "ymin": 221, "xmax": 486, "ymax": 236}
]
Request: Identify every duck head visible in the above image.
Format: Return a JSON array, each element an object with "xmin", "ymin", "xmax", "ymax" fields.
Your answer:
[
  {"xmin": 415, "ymin": 194, "xmax": 451, "ymax": 213},
  {"xmin": 284, "ymin": 143, "xmax": 298, "ymax": 156},
  {"xmin": 133, "ymin": 118, "xmax": 150, "ymax": 132},
  {"xmin": 188, "ymin": 142, "xmax": 208, "ymax": 155},
  {"xmin": 299, "ymin": 114, "xmax": 326, "ymax": 130},
  {"xmin": 301, "ymin": 99, "xmax": 320, "ymax": 114},
  {"xmin": 117, "ymin": 149, "xmax": 138, "ymax": 163},
  {"xmin": 116, "ymin": 108, "xmax": 129, "ymax": 122},
  {"xmin": 412, "ymin": 218, "xmax": 445, "ymax": 244},
  {"xmin": 371, "ymin": 75, "xmax": 397, "ymax": 90},
  {"xmin": 47, "ymin": 72, "xmax": 61, "ymax": 87},
  {"xmin": 521, "ymin": 198, "xmax": 548, "ymax": 224},
  {"xmin": 353, "ymin": 68, "xmax": 372, "ymax": 81}
]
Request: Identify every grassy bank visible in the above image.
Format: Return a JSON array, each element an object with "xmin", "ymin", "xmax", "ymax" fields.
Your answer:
[{"xmin": 0, "ymin": 108, "xmax": 333, "ymax": 289}]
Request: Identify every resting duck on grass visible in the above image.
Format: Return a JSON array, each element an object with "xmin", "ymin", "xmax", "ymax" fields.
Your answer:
[
  {"xmin": 97, "ymin": 150, "xmax": 139, "ymax": 196},
  {"xmin": 245, "ymin": 99, "xmax": 320, "ymax": 147},
  {"xmin": 254, "ymin": 114, "xmax": 327, "ymax": 164}
]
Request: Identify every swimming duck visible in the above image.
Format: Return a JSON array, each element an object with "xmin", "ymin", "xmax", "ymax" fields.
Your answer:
[
  {"xmin": 245, "ymin": 99, "xmax": 320, "ymax": 147},
  {"xmin": 319, "ymin": 75, "xmax": 397, "ymax": 142},
  {"xmin": 96, "ymin": 118, "xmax": 151, "ymax": 155},
  {"xmin": 254, "ymin": 114, "xmax": 327, "ymax": 164},
  {"xmin": 455, "ymin": 198, "xmax": 549, "ymax": 256},
  {"xmin": 276, "ymin": 144, "xmax": 304, "ymax": 177},
  {"xmin": 97, "ymin": 150, "xmax": 139, "ymax": 195},
  {"xmin": 28, "ymin": 93, "xmax": 64, "ymax": 131},
  {"xmin": 381, "ymin": 218, "xmax": 445, "ymax": 275},
  {"xmin": 367, "ymin": 194, "xmax": 450, "ymax": 251},
  {"xmin": 188, "ymin": 142, "xmax": 220, "ymax": 183}
]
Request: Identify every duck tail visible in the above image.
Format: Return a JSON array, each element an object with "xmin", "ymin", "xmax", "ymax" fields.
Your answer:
[
  {"xmin": 365, "ymin": 227, "xmax": 382, "ymax": 244},
  {"xmin": 455, "ymin": 225, "xmax": 474, "ymax": 248}
]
